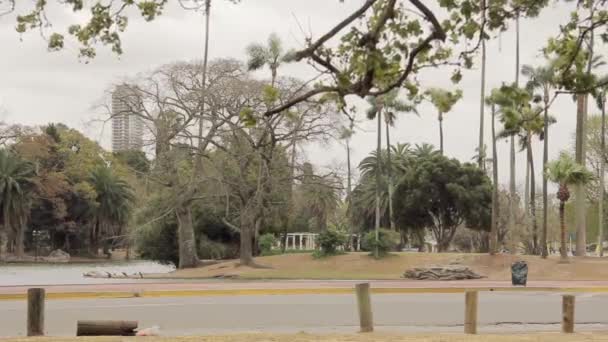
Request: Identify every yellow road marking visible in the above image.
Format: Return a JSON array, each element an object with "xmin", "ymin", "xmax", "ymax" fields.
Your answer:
[{"xmin": 2, "ymin": 286, "xmax": 608, "ymax": 301}]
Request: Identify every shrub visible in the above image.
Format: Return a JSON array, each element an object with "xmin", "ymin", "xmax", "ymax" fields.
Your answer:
[
  {"xmin": 316, "ymin": 229, "xmax": 347, "ymax": 257},
  {"xmin": 198, "ymin": 235, "xmax": 230, "ymax": 260},
  {"xmin": 362, "ymin": 228, "xmax": 400, "ymax": 258},
  {"xmin": 135, "ymin": 222, "xmax": 178, "ymax": 265},
  {"xmin": 258, "ymin": 233, "xmax": 277, "ymax": 256}
]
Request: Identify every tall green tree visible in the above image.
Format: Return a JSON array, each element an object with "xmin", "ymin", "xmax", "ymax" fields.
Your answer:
[
  {"xmin": 0, "ymin": 150, "xmax": 36, "ymax": 257},
  {"xmin": 497, "ymin": 99, "xmax": 547, "ymax": 254},
  {"xmin": 424, "ymin": 88, "xmax": 462, "ymax": 155},
  {"xmin": 546, "ymin": 153, "xmax": 593, "ymax": 261},
  {"xmin": 89, "ymin": 166, "xmax": 135, "ymax": 257},
  {"xmin": 393, "ymin": 152, "xmax": 492, "ymax": 252},
  {"xmin": 522, "ymin": 63, "xmax": 557, "ymax": 258}
]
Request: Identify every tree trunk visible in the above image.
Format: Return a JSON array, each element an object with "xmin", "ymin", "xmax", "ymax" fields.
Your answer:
[
  {"xmin": 507, "ymin": 12, "xmax": 520, "ymax": 252},
  {"xmin": 0, "ymin": 229, "xmax": 7, "ymax": 259},
  {"xmin": 574, "ymin": 26, "xmax": 594, "ymax": 257},
  {"xmin": 490, "ymin": 105, "xmax": 499, "ymax": 255},
  {"xmin": 90, "ymin": 218, "xmax": 100, "ymax": 257},
  {"xmin": 197, "ymin": 0, "xmax": 211, "ymax": 168},
  {"xmin": 599, "ymin": 100, "xmax": 606, "ymax": 256},
  {"xmin": 283, "ymin": 135, "xmax": 298, "ymax": 253},
  {"xmin": 527, "ymin": 136, "xmax": 538, "ymax": 254},
  {"xmin": 477, "ymin": 0, "xmax": 486, "ymax": 170},
  {"xmin": 439, "ymin": 112, "xmax": 444, "ymax": 155},
  {"xmin": 560, "ymin": 200, "xmax": 568, "ymax": 261},
  {"xmin": 345, "ymin": 136, "xmax": 354, "ymax": 250},
  {"xmin": 525, "ymin": 148, "xmax": 530, "ymax": 215},
  {"xmin": 374, "ymin": 108, "xmax": 381, "ymax": 258},
  {"xmin": 15, "ymin": 221, "xmax": 24, "ymax": 257},
  {"xmin": 239, "ymin": 214, "xmax": 255, "ymax": 266},
  {"xmin": 175, "ymin": 205, "xmax": 199, "ymax": 269},
  {"xmin": 385, "ymin": 120, "xmax": 395, "ymax": 231},
  {"xmin": 508, "ymin": 135, "xmax": 516, "ymax": 244},
  {"xmin": 574, "ymin": 94, "xmax": 588, "ymax": 256},
  {"xmin": 541, "ymin": 94, "xmax": 549, "ymax": 258}
]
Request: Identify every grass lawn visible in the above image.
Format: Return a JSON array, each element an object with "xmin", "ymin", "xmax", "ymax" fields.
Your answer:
[
  {"xmin": 4, "ymin": 333, "xmax": 608, "ymax": 342},
  {"xmin": 150, "ymin": 252, "xmax": 608, "ymax": 281}
]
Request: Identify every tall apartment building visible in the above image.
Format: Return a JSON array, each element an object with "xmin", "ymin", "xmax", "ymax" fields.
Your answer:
[{"xmin": 111, "ymin": 84, "xmax": 144, "ymax": 152}]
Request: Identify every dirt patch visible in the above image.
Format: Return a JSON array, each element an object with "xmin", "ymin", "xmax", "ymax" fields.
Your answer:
[{"xmin": 148, "ymin": 252, "xmax": 608, "ymax": 281}]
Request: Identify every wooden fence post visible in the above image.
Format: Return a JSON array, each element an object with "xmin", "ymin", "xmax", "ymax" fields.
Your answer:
[
  {"xmin": 355, "ymin": 283, "xmax": 373, "ymax": 332},
  {"xmin": 464, "ymin": 291, "xmax": 478, "ymax": 334},
  {"xmin": 27, "ymin": 288, "xmax": 45, "ymax": 336},
  {"xmin": 562, "ymin": 294, "xmax": 575, "ymax": 333}
]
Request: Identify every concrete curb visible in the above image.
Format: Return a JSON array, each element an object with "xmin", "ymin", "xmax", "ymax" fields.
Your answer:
[{"xmin": 3, "ymin": 286, "xmax": 608, "ymax": 301}]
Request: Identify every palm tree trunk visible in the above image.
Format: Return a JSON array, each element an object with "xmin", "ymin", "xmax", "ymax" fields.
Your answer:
[
  {"xmin": 525, "ymin": 149, "xmax": 530, "ymax": 215},
  {"xmin": 575, "ymin": 94, "xmax": 588, "ymax": 256},
  {"xmin": 197, "ymin": 0, "xmax": 211, "ymax": 169},
  {"xmin": 385, "ymin": 120, "xmax": 395, "ymax": 231},
  {"xmin": 574, "ymin": 26, "xmax": 595, "ymax": 257},
  {"xmin": 560, "ymin": 199, "xmax": 568, "ymax": 261},
  {"xmin": 374, "ymin": 109, "xmax": 382, "ymax": 258},
  {"xmin": 477, "ymin": 0, "xmax": 486, "ymax": 170},
  {"xmin": 541, "ymin": 94, "xmax": 549, "ymax": 258},
  {"xmin": 508, "ymin": 12, "xmax": 520, "ymax": 250},
  {"xmin": 345, "ymin": 136, "xmax": 355, "ymax": 250},
  {"xmin": 175, "ymin": 206, "xmax": 200, "ymax": 269},
  {"xmin": 15, "ymin": 217, "xmax": 24, "ymax": 258},
  {"xmin": 439, "ymin": 112, "xmax": 444, "ymax": 155},
  {"xmin": 599, "ymin": 100, "xmax": 606, "ymax": 256},
  {"xmin": 527, "ymin": 136, "xmax": 538, "ymax": 254},
  {"xmin": 490, "ymin": 104, "xmax": 499, "ymax": 255},
  {"xmin": 282, "ymin": 138, "xmax": 297, "ymax": 253}
]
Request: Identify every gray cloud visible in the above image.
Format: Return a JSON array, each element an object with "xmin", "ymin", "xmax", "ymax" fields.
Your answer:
[{"xmin": 0, "ymin": 0, "xmax": 605, "ymax": 191}]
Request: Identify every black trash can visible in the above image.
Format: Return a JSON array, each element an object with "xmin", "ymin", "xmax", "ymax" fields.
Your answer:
[{"xmin": 511, "ymin": 261, "xmax": 528, "ymax": 286}]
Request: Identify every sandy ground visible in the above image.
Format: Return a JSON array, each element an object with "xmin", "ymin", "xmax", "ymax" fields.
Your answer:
[
  {"xmin": 155, "ymin": 252, "xmax": 608, "ymax": 281},
  {"xmin": 3, "ymin": 333, "xmax": 608, "ymax": 342}
]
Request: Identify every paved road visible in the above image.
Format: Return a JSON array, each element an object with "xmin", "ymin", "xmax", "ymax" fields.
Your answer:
[
  {"xmin": 4, "ymin": 279, "xmax": 608, "ymax": 295},
  {"xmin": 2, "ymin": 292, "xmax": 608, "ymax": 337}
]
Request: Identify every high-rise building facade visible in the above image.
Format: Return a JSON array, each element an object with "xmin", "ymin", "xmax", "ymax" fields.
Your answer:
[{"xmin": 111, "ymin": 84, "xmax": 144, "ymax": 152}]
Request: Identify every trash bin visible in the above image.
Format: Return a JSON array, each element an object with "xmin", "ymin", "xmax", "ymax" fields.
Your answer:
[{"xmin": 511, "ymin": 261, "xmax": 528, "ymax": 286}]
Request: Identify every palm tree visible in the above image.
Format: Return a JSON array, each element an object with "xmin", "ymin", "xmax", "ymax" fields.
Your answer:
[
  {"xmin": 546, "ymin": 153, "xmax": 593, "ymax": 261},
  {"xmin": 367, "ymin": 89, "xmax": 416, "ymax": 242},
  {"xmin": 366, "ymin": 90, "xmax": 416, "ymax": 232},
  {"xmin": 246, "ymin": 33, "xmax": 285, "ymax": 87},
  {"xmin": 592, "ymin": 76, "xmax": 608, "ymax": 256},
  {"xmin": 522, "ymin": 63, "xmax": 556, "ymax": 258},
  {"xmin": 498, "ymin": 103, "xmax": 548, "ymax": 254},
  {"xmin": 0, "ymin": 150, "xmax": 36, "ymax": 257},
  {"xmin": 353, "ymin": 144, "xmax": 413, "ymax": 237},
  {"xmin": 89, "ymin": 166, "xmax": 135, "ymax": 257},
  {"xmin": 424, "ymin": 88, "xmax": 463, "ymax": 155},
  {"xmin": 300, "ymin": 163, "xmax": 340, "ymax": 232}
]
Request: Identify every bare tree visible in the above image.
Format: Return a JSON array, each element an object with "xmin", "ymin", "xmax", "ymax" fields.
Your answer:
[{"xmin": 105, "ymin": 59, "xmax": 242, "ymax": 268}]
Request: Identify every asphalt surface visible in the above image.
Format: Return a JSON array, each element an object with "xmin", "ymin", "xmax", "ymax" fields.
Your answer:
[
  {"xmin": 4, "ymin": 279, "xmax": 608, "ymax": 295},
  {"xmin": 2, "ymin": 292, "xmax": 608, "ymax": 337}
]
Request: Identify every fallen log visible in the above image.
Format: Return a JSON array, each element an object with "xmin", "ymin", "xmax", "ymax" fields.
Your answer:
[{"xmin": 76, "ymin": 320, "xmax": 138, "ymax": 336}]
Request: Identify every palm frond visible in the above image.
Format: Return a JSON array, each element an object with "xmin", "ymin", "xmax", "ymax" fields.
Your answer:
[{"xmin": 245, "ymin": 44, "xmax": 268, "ymax": 71}]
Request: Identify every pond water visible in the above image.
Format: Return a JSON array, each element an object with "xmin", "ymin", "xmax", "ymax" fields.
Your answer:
[{"xmin": 0, "ymin": 260, "xmax": 175, "ymax": 286}]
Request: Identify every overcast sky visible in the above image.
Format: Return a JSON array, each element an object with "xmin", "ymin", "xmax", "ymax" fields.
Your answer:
[{"xmin": 1, "ymin": 0, "xmax": 606, "ymax": 190}]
